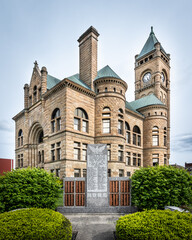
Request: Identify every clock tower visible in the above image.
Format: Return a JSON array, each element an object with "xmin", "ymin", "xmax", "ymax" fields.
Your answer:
[{"xmin": 134, "ymin": 27, "xmax": 171, "ymax": 163}]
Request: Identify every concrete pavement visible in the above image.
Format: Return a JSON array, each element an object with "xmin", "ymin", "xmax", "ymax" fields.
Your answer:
[{"xmin": 64, "ymin": 213, "xmax": 125, "ymax": 240}]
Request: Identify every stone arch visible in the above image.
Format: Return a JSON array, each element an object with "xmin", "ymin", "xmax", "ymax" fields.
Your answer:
[
  {"xmin": 28, "ymin": 121, "xmax": 44, "ymax": 144},
  {"xmin": 28, "ymin": 122, "xmax": 44, "ymax": 168}
]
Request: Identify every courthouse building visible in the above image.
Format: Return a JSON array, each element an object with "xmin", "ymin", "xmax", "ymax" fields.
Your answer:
[{"xmin": 13, "ymin": 26, "xmax": 170, "ymax": 178}]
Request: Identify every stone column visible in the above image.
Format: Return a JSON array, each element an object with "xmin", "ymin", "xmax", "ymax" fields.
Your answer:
[
  {"xmin": 24, "ymin": 84, "xmax": 29, "ymax": 109},
  {"xmin": 41, "ymin": 66, "xmax": 48, "ymax": 95}
]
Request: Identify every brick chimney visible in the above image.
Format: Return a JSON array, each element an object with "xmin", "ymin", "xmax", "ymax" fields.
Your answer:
[{"xmin": 78, "ymin": 26, "xmax": 99, "ymax": 90}]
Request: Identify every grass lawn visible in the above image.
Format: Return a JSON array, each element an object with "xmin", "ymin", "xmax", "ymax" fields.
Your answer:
[{"xmin": 55, "ymin": 189, "xmax": 63, "ymax": 208}]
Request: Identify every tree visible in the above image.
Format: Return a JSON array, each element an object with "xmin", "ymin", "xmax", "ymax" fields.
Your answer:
[
  {"xmin": 0, "ymin": 168, "xmax": 61, "ymax": 213},
  {"xmin": 131, "ymin": 166, "xmax": 192, "ymax": 210}
]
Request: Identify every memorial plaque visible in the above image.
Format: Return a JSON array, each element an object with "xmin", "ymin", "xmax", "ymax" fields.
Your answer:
[{"xmin": 86, "ymin": 144, "xmax": 108, "ymax": 207}]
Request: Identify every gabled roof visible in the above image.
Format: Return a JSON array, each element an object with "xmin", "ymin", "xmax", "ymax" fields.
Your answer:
[
  {"xmin": 94, "ymin": 65, "xmax": 122, "ymax": 80},
  {"xmin": 67, "ymin": 74, "xmax": 91, "ymax": 90},
  {"xmin": 128, "ymin": 94, "xmax": 164, "ymax": 110},
  {"xmin": 136, "ymin": 27, "xmax": 167, "ymax": 60},
  {"xmin": 47, "ymin": 75, "xmax": 61, "ymax": 90}
]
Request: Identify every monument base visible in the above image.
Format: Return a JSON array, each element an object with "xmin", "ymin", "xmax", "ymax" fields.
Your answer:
[{"xmin": 57, "ymin": 206, "xmax": 137, "ymax": 214}]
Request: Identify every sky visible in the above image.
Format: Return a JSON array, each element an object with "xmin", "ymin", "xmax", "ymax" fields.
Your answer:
[{"xmin": 0, "ymin": 0, "xmax": 192, "ymax": 166}]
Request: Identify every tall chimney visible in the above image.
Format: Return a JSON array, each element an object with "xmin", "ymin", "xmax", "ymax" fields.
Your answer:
[{"xmin": 78, "ymin": 26, "xmax": 99, "ymax": 90}]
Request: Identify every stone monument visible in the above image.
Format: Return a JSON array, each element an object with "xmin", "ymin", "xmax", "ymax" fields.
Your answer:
[{"xmin": 87, "ymin": 144, "xmax": 108, "ymax": 207}]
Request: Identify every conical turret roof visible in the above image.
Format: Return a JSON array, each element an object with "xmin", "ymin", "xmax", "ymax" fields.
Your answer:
[{"xmin": 136, "ymin": 27, "xmax": 167, "ymax": 60}]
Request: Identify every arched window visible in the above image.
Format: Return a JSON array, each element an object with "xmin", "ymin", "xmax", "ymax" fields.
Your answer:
[
  {"xmin": 74, "ymin": 108, "xmax": 88, "ymax": 133},
  {"xmin": 125, "ymin": 122, "xmax": 131, "ymax": 144},
  {"xmin": 51, "ymin": 108, "xmax": 61, "ymax": 132},
  {"xmin": 152, "ymin": 126, "xmax": 159, "ymax": 146},
  {"xmin": 18, "ymin": 129, "xmax": 23, "ymax": 147},
  {"xmin": 38, "ymin": 130, "xmax": 44, "ymax": 143},
  {"xmin": 164, "ymin": 127, "xmax": 167, "ymax": 146},
  {"xmin": 38, "ymin": 151, "xmax": 41, "ymax": 163},
  {"xmin": 133, "ymin": 126, "xmax": 141, "ymax": 146},
  {"xmin": 33, "ymin": 85, "xmax": 37, "ymax": 103},
  {"xmin": 102, "ymin": 107, "xmax": 111, "ymax": 133},
  {"xmin": 118, "ymin": 109, "xmax": 124, "ymax": 135}
]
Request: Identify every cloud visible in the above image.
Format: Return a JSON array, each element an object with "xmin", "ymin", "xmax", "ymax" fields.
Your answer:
[
  {"xmin": 171, "ymin": 133, "xmax": 192, "ymax": 152},
  {"xmin": 0, "ymin": 120, "xmax": 14, "ymax": 132}
]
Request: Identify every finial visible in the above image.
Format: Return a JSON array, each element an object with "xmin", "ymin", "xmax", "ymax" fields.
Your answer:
[
  {"xmin": 150, "ymin": 26, "xmax": 154, "ymax": 35},
  {"xmin": 34, "ymin": 60, "xmax": 38, "ymax": 67}
]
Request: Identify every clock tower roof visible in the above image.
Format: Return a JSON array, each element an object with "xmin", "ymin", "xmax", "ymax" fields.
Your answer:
[{"xmin": 136, "ymin": 27, "xmax": 167, "ymax": 60}]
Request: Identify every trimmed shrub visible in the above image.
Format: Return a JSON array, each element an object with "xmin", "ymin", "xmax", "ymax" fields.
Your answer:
[
  {"xmin": 0, "ymin": 208, "xmax": 72, "ymax": 240},
  {"xmin": 116, "ymin": 210, "xmax": 192, "ymax": 240},
  {"xmin": 131, "ymin": 166, "xmax": 192, "ymax": 210},
  {"xmin": 0, "ymin": 168, "xmax": 61, "ymax": 212}
]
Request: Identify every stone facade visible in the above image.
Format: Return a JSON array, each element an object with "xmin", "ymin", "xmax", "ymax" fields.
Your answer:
[{"xmin": 13, "ymin": 26, "xmax": 170, "ymax": 179}]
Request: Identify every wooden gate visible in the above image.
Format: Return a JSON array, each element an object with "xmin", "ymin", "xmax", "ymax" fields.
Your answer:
[
  {"xmin": 64, "ymin": 178, "xmax": 85, "ymax": 207},
  {"xmin": 109, "ymin": 178, "xmax": 130, "ymax": 207}
]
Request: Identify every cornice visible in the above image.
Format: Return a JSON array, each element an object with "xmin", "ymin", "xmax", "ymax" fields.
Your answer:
[{"xmin": 94, "ymin": 77, "xmax": 128, "ymax": 91}]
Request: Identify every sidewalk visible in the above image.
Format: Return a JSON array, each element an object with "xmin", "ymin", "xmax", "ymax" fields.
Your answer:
[{"xmin": 64, "ymin": 213, "xmax": 125, "ymax": 240}]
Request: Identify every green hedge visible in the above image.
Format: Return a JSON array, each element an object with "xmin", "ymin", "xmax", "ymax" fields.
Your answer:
[
  {"xmin": 131, "ymin": 166, "xmax": 192, "ymax": 210},
  {"xmin": 0, "ymin": 208, "xmax": 72, "ymax": 240},
  {"xmin": 0, "ymin": 168, "xmax": 61, "ymax": 213},
  {"xmin": 116, "ymin": 210, "xmax": 192, "ymax": 240}
]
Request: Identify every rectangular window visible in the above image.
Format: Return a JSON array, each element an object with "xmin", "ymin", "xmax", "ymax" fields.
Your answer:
[
  {"xmin": 118, "ymin": 120, "xmax": 123, "ymax": 134},
  {"xmin": 82, "ymin": 149, "xmax": 87, "ymax": 161},
  {"xmin": 126, "ymin": 132, "xmax": 131, "ymax": 144},
  {"xmin": 108, "ymin": 169, "xmax": 111, "ymax": 177},
  {"xmin": 126, "ymin": 152, "xmax": 131, "ymax": 165},
  {"xmin": 74, "ymin": 118, "xmax": 80, "ymax": 131},
  {"xmin": 164, "ymin": 135, "xmax": 167, "ymax": 146},
  {"xmin": 57, "ymin": 148, "xmax": 61, "ymax": 160},
  {"xmin": 82, "ymin": 120, "xmax": 88, "ymax": 132},
  {"xmin": 107, "ymin": 144, "xmax": 111, "ymax": 161},
  {"xmin": 51, "ymin": 144, "xmax": 55, "ymax": 161},
  {"xmin": 119, "ymin": 169, "xmax": 124, "ymax": 177},
  {"xmin": 74, "ymin": 148, "xmax": 80, "ymax": 160},
  {"xmin": 153, "ymin": 154, "xmax": 159, "ymax": 166},
  {"xmin": 133, "ymin": 153, "xmax": 137, "ymax": 166},
  {"xmin": 42, "ymin": 150, "xmax": 44, "ymax": 163},
  {"xmin": 18, "ymin": 155, "xmax": 20, "ymax": 168},
  {"xmin": 138, "ymin": 135, "xmax": 141, "ymax": 146},
  {"xmin": 56, "ymin": 169, "xmax": 60, "ymax": 177},
  {"xmin": 74, "ymin": 169, "xmax": 81, "ymax": 177},
  {"xmin": 57, "ymin": 118, "xmax": 61, "ymax": 131},
  {"xmin": 20, "ymin": 154, "xmax": 23, "ymax": 167},
  {"xmin": 56, "ymin": 142, "xmax": 61, "ymax": 160},
  {"xmin": 103, "ymin": 119, "xmax": 110, "ymax": 133},
  {"xmin": 118, "ymin": 151, "xmax": 123, "ymax": 162},
  {"xmin": 74, "ymin": 142, "xmax": 80, "ymax": 147},
  {"xmin": 51, "ymin": 121, "xmax": 55, "ymax": 133},
  {"xmin": 138, "ymin": 154, "xmax": 141, "ymax": 166},
  {"xmin": 164, "ymin": 154, "xmax": 167, "ymax": 165},
  {"xmin": 153, "ymin": 135, "xmax": 159, "ymax": 146},
  {"xmin": 127, "ymin": 171, "xmax": 131, "ymax": 177},
  {"xmin": 133, "ymin": 134, "xmax": 136, "ymax": 145},
  {"xmin": 83, "ymin": 169, "xmax": 87, "ymax": 177}
]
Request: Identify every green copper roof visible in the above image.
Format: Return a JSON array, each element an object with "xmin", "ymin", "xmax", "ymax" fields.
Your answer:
[
  {"xmin": 95, "ymin": 65, "xmax": 122, "ymax": 80},
  {"xmin": 67, "ymin": 74, "xmax": 91, "ymax": 90},
  {"xmin": 47, "ymin": 75, "xmax": 60, "ymax": 90},
  {"xmin": 129, "ymin": 94, "xmax": 164, "ymax": 110},
  {"xmin": 136, "ymin": 27, "xmax": 167, "ymax": 60},
  {"xmin": 125, "ymin": 101, "xmax": 141, "ymax": 115}
]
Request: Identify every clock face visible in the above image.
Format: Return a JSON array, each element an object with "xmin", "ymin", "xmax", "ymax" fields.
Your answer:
[
  {"xmin": 161, "ymin": 72, "xmax": 165, "ymax": 82},
  {"xmin": 143, "ymin": 72, "xmax": 151, "ymax": 83}
]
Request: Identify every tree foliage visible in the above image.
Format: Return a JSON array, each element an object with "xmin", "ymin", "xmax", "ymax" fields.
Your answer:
[
  {"xmin": 0, "ymin": 208, "xmax": 72, "ymax": 240},
  {"xmin": 131, "ymin": 166, "xmax": 192, "ymax": 210},
  {"xmin": 0, "ymin": 168, "xmax": 61, "ymax": 213},
  {"xmin": 116, "ymin": 209, "xmax": 192, "ymax": 240}
]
